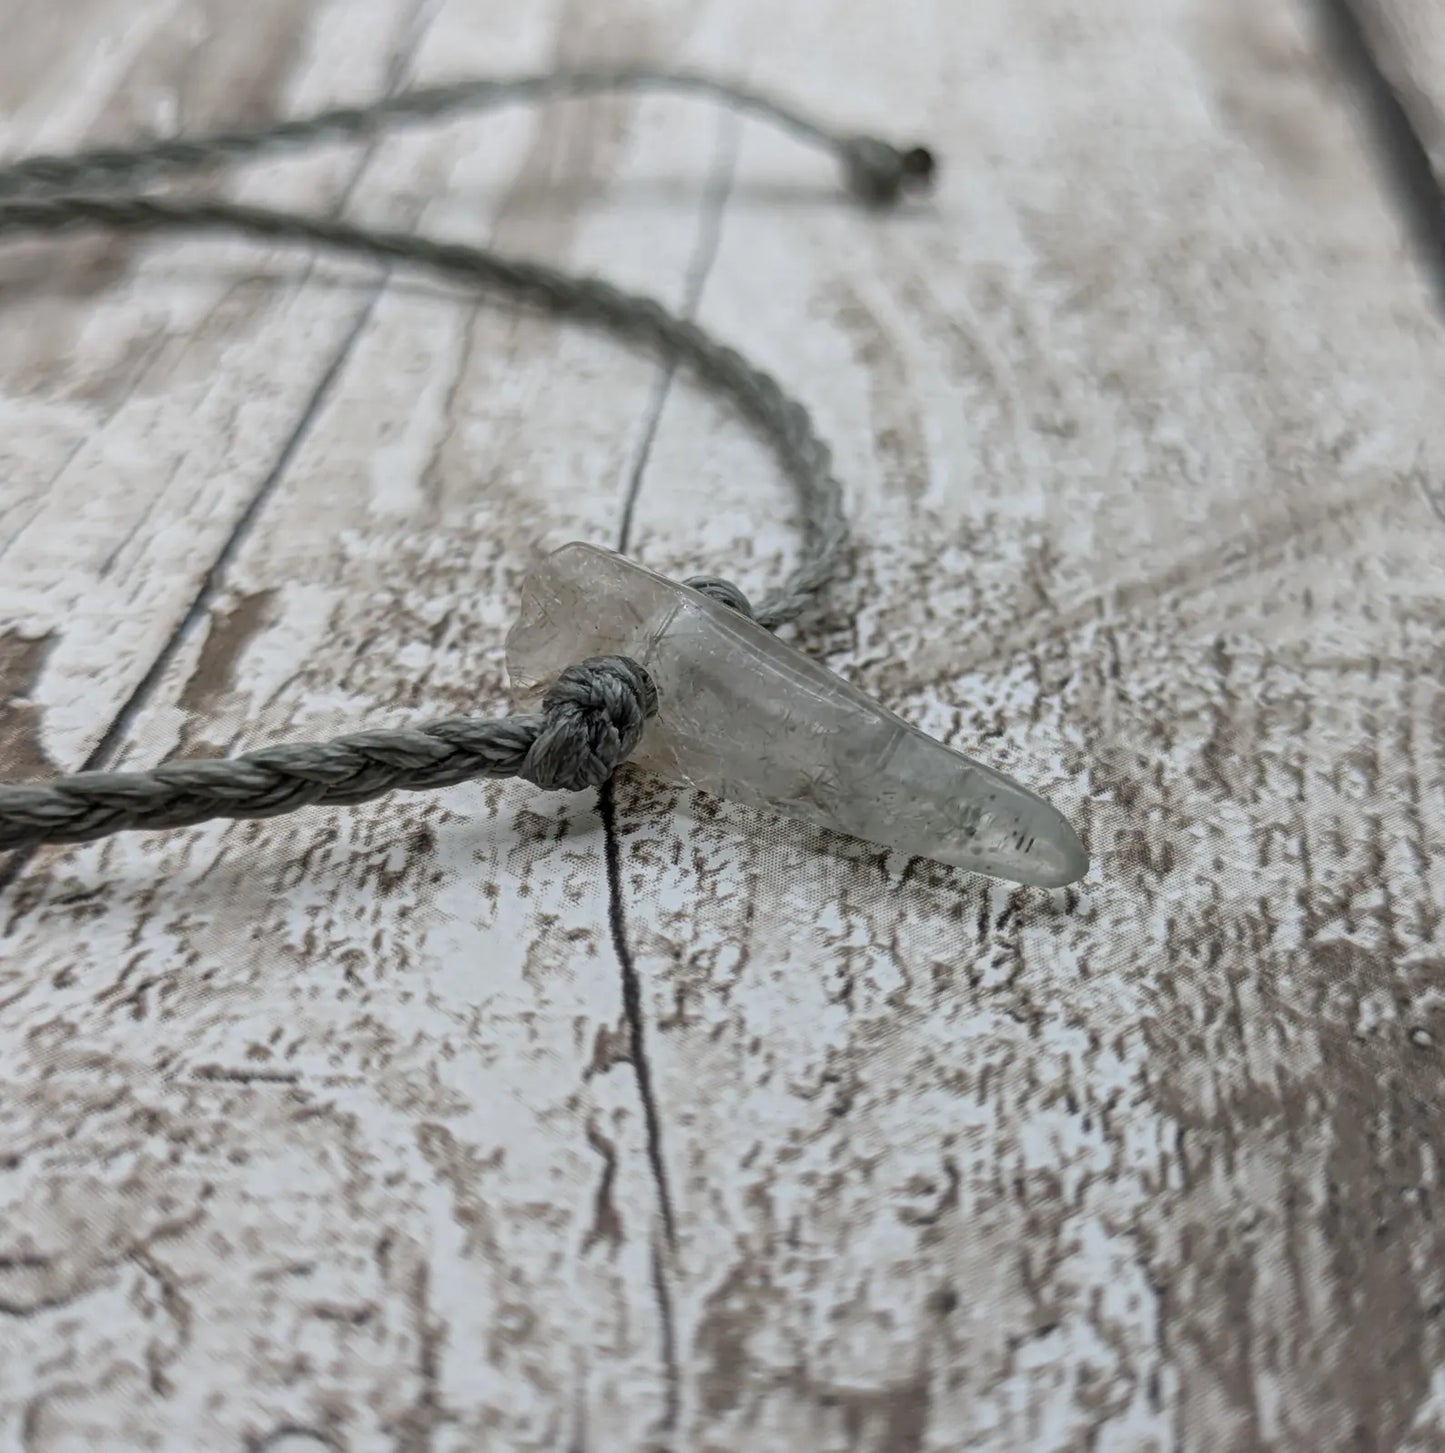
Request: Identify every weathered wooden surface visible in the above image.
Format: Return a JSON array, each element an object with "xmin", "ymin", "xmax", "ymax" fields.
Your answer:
[
  {"xmin": 1353, "ymin": 0, "xmax": 1445, "ymax": 178},
  {"xmin": 2, "ymin": 1, "xmax": 1444, "ymax": 1450}
]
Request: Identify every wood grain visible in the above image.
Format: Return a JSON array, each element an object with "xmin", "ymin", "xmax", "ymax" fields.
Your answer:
[{"xmin": 2, "ymin": 0, "xmax": 1444, "ymax": 1450}]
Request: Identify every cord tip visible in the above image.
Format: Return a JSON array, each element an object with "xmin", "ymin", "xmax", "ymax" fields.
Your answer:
[
  {"xmin": 840, "ymin": 136, "xmax": 939, "ymax": 206},
  {"xmin": 901, "ymin": 145, "xmax": 936, "ymax": 183}
]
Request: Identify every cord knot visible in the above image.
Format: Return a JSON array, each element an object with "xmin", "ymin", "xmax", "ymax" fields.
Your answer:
[
  {"xmin": 684, "ymin": 576, "xmax": 754, "ymax": 617},
  {"xmin": 520, "ymin": 655, "xmax": 658, "ymax": 793},
  {"xmin": 840, "ymin": 136, "xmax": 937, "ymax": 206}
]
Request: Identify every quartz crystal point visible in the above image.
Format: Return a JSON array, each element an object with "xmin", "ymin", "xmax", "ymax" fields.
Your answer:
[{"xmin": 506, "ymin": 543, "xmax": 1089, "ymax": 888}]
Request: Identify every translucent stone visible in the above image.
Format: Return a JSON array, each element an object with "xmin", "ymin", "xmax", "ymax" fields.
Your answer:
[{"xmin": 506, "ymin": 543, "xmax": 1089, "ymax": 887}]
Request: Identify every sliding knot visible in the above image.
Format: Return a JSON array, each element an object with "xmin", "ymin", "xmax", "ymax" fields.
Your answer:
[
  {"xmin": 520, "ymin": 655, "xmax": 658, "ymax": 792},
  {"xmin": 840, "ymin": 136, "xmax": 937, "ymax": 206},
  {"xmin": 685, "ymin": 576, "xmax": 753, "ymax": 617}
]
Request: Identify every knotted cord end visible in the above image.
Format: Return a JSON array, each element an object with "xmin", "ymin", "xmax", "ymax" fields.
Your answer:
[
  {"xmin": 519, "ymin": 655, "xmax": 659, "ymax": 793},
  {"xmin": 839, "ymin": 136, "xmax": 938, "ymax": 206}
]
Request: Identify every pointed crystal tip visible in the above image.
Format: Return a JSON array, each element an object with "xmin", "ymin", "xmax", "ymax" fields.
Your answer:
[
  {"xmin": 1018, "ymin": 810, "xmax": 1090, "ymax": 890},
  {"xmin": 917, "ymin": 755, "xmax": 1089, "ymax": 888}
]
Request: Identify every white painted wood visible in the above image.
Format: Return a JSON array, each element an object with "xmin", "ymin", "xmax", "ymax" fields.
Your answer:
[{"xmin": 2, "ymin": 0, "xmax": 1444, "ymax": 1449}]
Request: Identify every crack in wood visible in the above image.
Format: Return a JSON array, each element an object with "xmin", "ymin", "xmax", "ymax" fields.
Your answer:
[
  {"xmin": 617, "ymin": 113, "xmax": 742, "ymax": 555},
  {"xmin": 600, "ymin": 779, "xmax": 677, "ymax": 1219},
  {"xmin": 597, "ymin": 108, "xmax": 741, "ymax": 1437}
]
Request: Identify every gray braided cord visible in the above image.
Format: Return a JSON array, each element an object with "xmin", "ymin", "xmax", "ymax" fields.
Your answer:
[
  {"xmin": 0, "ymin": 192, "xmax": 848, "ymax": 627},
  {"xmin": 0, "ymin": 68, "xmax": 936, "ymax": 206},
  {"xmin": 0, "ymin": 657, "xmax": 657, "ymax": 852}
]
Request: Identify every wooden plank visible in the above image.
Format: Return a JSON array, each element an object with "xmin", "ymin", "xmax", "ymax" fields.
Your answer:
[
  {"xmin": 622, "ymin": 0, "xmax": 1445, "ymax": 1449},
  {"xmin": 1352, "ymin": 0, "xmax": 1445, "ymax": 178},
  {"xmin": 2, "ymin": 0, "xmax": 1444, "ymax": 1451}
]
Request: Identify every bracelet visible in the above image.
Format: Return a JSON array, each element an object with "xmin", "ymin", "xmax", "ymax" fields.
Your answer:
[{"xmin": 0, "ymin": 68, "xmax": 1087, "ymax": 888}]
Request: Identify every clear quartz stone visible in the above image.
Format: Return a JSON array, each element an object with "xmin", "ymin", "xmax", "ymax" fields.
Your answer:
[{"xmin": 506, "ymin": 542, "xmax": 1089, "ymax": 888}]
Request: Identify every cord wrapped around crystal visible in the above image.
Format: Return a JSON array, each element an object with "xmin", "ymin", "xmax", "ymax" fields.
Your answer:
[{"xmin": 507, "ymin": 543, "xmax": 1089, "ymax": 888}]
